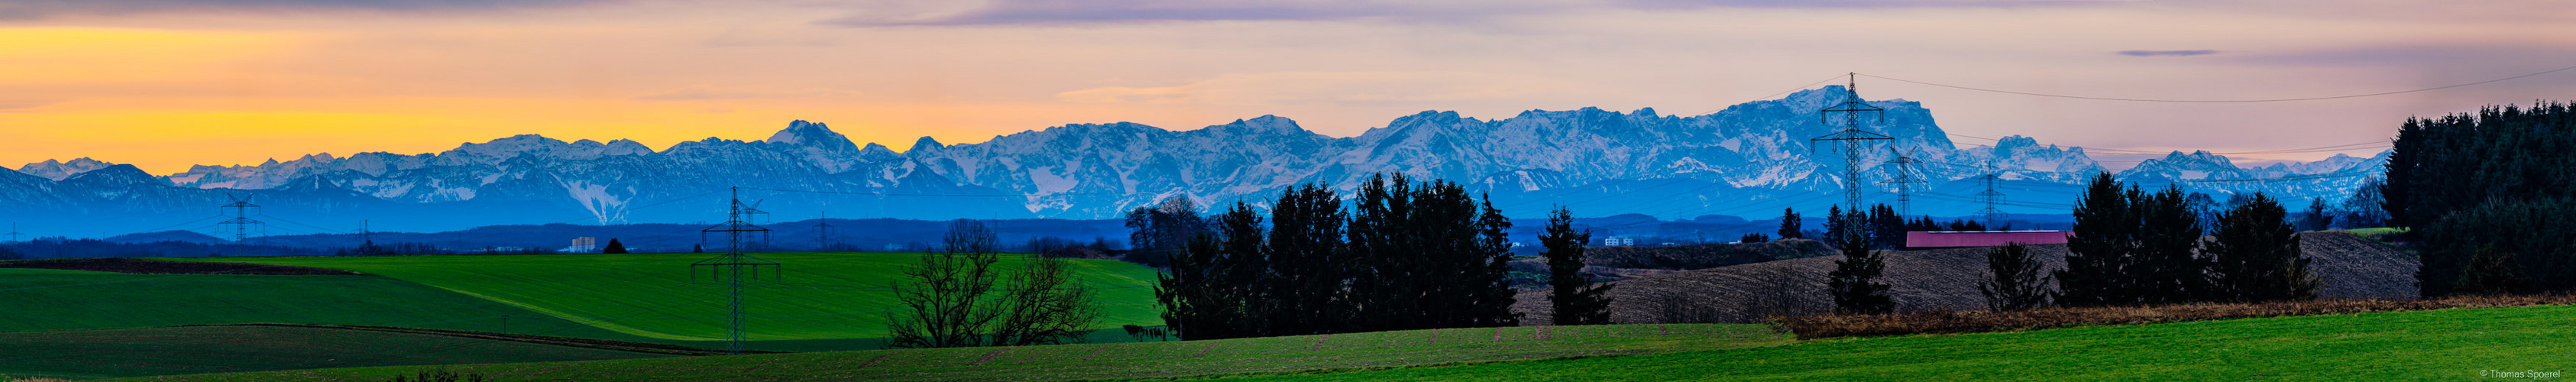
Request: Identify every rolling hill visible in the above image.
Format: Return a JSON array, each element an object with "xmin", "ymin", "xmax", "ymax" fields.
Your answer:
[
  {"xmin": 184, "ymin": 253, "xmax": 1167, "ymax": 348},
  {"xmin": 0, "ymin": 267, "xmax": 639, "ymax": 342}
]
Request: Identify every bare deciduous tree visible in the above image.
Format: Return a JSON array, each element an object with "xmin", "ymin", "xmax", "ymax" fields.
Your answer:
[
  {"xmin": 989, "ymin": 255, "xmax": 1101, "ymax": 346},
  {"xmin": 890, "ymin": 219, "xmax": 1100, "ymax": 348}
]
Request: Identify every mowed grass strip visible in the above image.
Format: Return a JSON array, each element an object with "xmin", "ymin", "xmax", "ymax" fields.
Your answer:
[
  {"xmin": 0, "ymin": 268, "xmax": 644, "ymax": 343},
  {"xmin": 1229, "ymin": 304, "xmax": 2576, "ymax": 381},
  {"xmin": 186, "ymin": 253, "xmax": 1165, "ymax": 342},
  {"xmin": 118, "ymin": 324, "xmax": 1791, "ymax": 381},
  {"xmin": 0, "ymin": 325, "xmax": 671, "ymax": 380}
]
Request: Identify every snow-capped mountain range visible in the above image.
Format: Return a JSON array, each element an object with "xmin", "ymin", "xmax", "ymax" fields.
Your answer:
[{"xmin": 2, "ymin": 86, "xmax": 2387, "ymax": 237}]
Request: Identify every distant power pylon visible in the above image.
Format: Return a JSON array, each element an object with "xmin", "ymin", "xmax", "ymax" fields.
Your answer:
[
  {"xmin": 6, "ymin": 222, "xmax": 22, "ymax": 243},
  {"xmin": 694, "ymin": 186, "xmax": 778, "ymax": 355},
  {"xmin": 1882, "ymin": 147, "xmax": 1924, "ymax": 216},
  {"xmin": 216, "ymin": 193, "xmax": 266, "ymax": 244},
  {"xmin": 811, "ymin": 211, "xmax": 836, "ymax": 251},
  {"xmin": 742, "ymin": 199, "xmax": 771, "ymax": 225},
  {"xmin": 1978, "ymin": 163, "xmax": 2008, "ymax": 230},
  {"xmin": 1812, "ymin": 73, "xmax": 1894, "ymax": 212}
]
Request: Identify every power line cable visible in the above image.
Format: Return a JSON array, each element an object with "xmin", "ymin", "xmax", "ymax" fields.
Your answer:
[{"xmin": 1856, "ymin": 63, "xmax": 2576, "ymax": 103}]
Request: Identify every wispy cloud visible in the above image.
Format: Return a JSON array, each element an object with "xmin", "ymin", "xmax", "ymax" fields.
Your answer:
[
  {"xmin": 2118, "ymin": 50, "xmax": 2221, "ymax": 57},
  {"xmin": 818, "ymin": 0, "xmax": 2080, "ymax": 27},
  {"xmin": 0, "ymin": 0, "xmax": 608, "ymax": 20},
  {"xmin": 1057, "ymin": 72, "xmax": 1572, "ymax": 107},
  {"xmin": 0, "ymin": 99, "xmax": 57, "ymax": 112},
  {"xmin": 634, "ymin": 88, "xmax": 858, "ymax": 101}
]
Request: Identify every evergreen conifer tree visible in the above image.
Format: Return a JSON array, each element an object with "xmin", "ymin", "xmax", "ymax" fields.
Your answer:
[
  {"xmin": 2301, "ymin": 199, "xmax": 2335, "ymax": 231},
  {"xmin": 2206, "ymin": 193, "xmax": 2319, "ymax": 303},
  {"xmin": 1264, "ymin": 183, "xmax": 1349, "ymax": 335},
  {"xmin": 1212, "ymin": 202, "xmax": 1271, "ymax": 337},
  {"xmin": 1822, "ymin": 206, "xmax": 1846, "ymax": 246},
  {"xmin": 2059, "ymin": 173, "xmax": 2135, "ymax": 307},
  {"xmin": 1978, "ymin": 243, "xmax": 2051, "ymax": 311},
  {"xmin": 1543, "ymin": 206, "xmax": 1613, "ymax": 325},
  {"xmin": 2457, "ymin": 245, "xmax": 2525, "ymax": 296},
  {"xmin": 1825, "ymin": 208, "xmax": 1893, "ymax": 315},
  {"xmin": 2132, "ymin": 187, "xmax": 2211, "ymax": 304},
  {"xmin": 1778, "ymin": 208, "xmax": 1803, "ymax": 239}
]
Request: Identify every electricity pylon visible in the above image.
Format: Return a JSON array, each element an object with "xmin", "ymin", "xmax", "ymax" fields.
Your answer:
[
  {"xmin": 1882, "ymin": 147, "xmax": 1924, "ymax": 216},
  {"xmin": 1812, "ymin": 73, "xmax": 1893, "ymax": 212},
  {"xmin": 811, "ymin": 211, "xmax": 836, "ymax": 251},
  {"xmin": 694, "ymin": 186, "xmax": 778, "ymax": 355},
  {"xmin": 1977, "ymin": 162, "xmax": 2007, "ymax": 230},
  {"xmin": 216, "ymin": 193, "xmax": 265, "ymax": 244}
]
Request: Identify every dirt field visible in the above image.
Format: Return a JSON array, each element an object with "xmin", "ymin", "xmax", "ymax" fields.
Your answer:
[
  {"xmin": 0, "ymin": 257, "xmax": 361, "ymax": 275},
  {"xmin": 1513, "ymin": 231, "xmax": 2419, "ymax": 324}
]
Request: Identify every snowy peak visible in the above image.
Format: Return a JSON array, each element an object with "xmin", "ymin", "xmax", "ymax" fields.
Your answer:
[
  {"xmin": 2124, "ymin": 151, "xmax": 2251, "ymax": 180},
  {"xmin": 601, "ymin": 139, "xmax": 653, "ymax": 156},
  {"xmin": 18, "ymin": 157, "xmax": 118, "ymax": 181},
  {"xmin": 908, "ymin": 136, "xmax": 946, "ymax": 153},
  {"xmin": 765, "ymin": 120, "xmax": 859, "ymax": 151},
  {"xmin": 1777, "ymin": 86, "xmax": 1859, "ymax": 114},
  {"xmin": 2254, "ymin": 152, "xmax": 2370, "ymax": 176},
  {"xmin": 61, "ymin": 163, "xmax": 161, "ymax": 186},
  {"xmin": 1215, "ymin": 115, "xmax": 1312, "ymax": 135}
]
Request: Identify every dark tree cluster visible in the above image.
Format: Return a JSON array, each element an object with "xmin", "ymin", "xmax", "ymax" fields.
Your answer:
[
  {"xmin": 1904, "ymin": 217, "xmax": 1987, "ymax": 232},
  {"xmin": 1124, "ymin": 198, "xmax": 1208, "ymax": 267},
  {"xmin": 1153, "ymin": 174, "xmax": 1523, "ymax": 340},
  {"xmin": 1776, "ymin": 208, "xmax": 1803, "ymax": 239},
  {"xmin": 1023, "ymin": 236, "xmax": 1120, "ymax": 258},
  {"xmin": 2383, "ymin": 102, "xmax": 2576, "ymax": 297},
  {"xmin": 2055, "ymin": 173, "xmax": 2318, "ymax": 308}
]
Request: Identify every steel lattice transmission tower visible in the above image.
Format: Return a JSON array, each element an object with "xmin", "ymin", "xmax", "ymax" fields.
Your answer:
[
  {"xmin": 1882, "ymin": 147, "xmax": 1925, "ymax": 216},
  {"xmin": 216, "ymin": 193, "xmax": 266, "ymax": 244},
  {"xmin": 1977, "ymin": 162, "xmax": 2008, "ymax": 230},
  {"xmin": 6, "ymin": 222, "xmax": 22, "ymax": 243},
  {"xmin": 811, "ymin": 211, "xmax": 837, "ymax": 251},
  {"xmin": 694, "ymin": 186, "xmax": 778, "ymax": 354},
  {"xmin": 1811, "ymin": 73, "xmax": 1894, "ymax": 212}
]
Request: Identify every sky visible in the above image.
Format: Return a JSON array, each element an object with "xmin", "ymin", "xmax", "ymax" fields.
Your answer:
[{"xmin": 2, "ymin": 0, "xmax": 2573, "ymax": 174}]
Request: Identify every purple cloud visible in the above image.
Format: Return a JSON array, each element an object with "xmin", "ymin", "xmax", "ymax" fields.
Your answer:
[{"xmin": 820, "ymin": 0, "xmax": 2092, "ymax": 27}]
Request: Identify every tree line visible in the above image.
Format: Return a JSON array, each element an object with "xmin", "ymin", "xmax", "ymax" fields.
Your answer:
[
  {"xmin": 2384, "ymin": 102, "xmax": 2576, "ymax": 297},
  {"xmin": 2041, "ymin": 173, "xmax": 2319, "ymax": 308},
  {"xmin": 1138, "ymin": 173, "xmax": 1613, "ymax": 340},
  {"xmin": 1798, "ymin": 171, "xmax": 2325, "ymax": 315}
]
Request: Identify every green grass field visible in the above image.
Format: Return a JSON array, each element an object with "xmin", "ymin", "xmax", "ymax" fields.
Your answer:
[
  {"xmin": 184, "ymin": 253, "xmax": 1165, "ymax": 345},
  {"xmin": 1233, "ymin": 304, "xmax": 2576, "ymax": 381},
  {"xmin": 0, "ymin": 267, "xmax": 647, "ymax": 343},
  {"xmin": 0, "ymin": 325, "xmax": 672, "ymax": 380},
  {"xmin": 123, "ymin": 305, "xmax": 2576, "ymax": 381},
  {"xmin": 114, "ymin": 324, "xmax": 1791, "ymax": 381}
]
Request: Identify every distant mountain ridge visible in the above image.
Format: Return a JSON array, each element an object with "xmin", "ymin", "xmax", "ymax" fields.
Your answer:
[{"xmin": 5, "ymin": 86, "xmax": 2387, "ymax": 236}]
